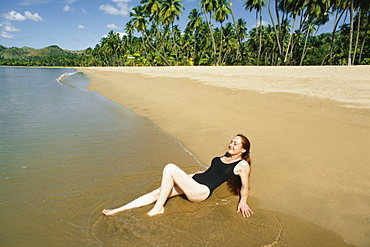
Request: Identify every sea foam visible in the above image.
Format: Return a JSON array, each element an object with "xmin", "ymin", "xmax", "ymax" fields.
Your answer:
[{"xmin": 56, "ymin": 71, "xmax": 78, "ymax": 84}]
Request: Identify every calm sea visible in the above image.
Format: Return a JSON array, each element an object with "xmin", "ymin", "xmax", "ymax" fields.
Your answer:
[{"xmin": 0, "ymin": 67, "xmax": 200, "ymax": 246}]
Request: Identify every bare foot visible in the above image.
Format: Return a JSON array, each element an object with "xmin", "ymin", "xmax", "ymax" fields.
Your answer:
[
  {"xmin": 102, "ymin": 209, "xmax": 118, "ymax": 216},
  {"xmin": 147, "ymin": 207, "xmax": 164, "ymax": 217}
]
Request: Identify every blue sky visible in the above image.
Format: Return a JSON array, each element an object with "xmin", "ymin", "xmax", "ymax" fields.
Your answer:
[{"xmin": 1, "ymin": 0, "xmax": 335, "ymax": 51}]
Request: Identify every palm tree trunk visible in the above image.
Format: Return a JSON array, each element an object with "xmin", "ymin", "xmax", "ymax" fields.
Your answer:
[
  {"xmin": 228, "ymin": 1, "xmax": 242, "ymax": 61},
  {"xmin": 285, "ymin": 13, "xmax": 297, "ymax": 64},
  {"xmin": 257, "ymin": 10, "xmax": 263, "ymax": 66},
  {"xmin": 353, "ymin": 9, "xmax": 361, "ymax": 65},
  {"xmin": 268, "ymin": 0, "xmax": 283, "ymax": 64},
  {"xmin": 143, "ymin": 32, "xmax": 170, "ymax": 66},
  {"xmin": 300, "ymin": 23, "xmax": 311, "ymax": 66},
  {"xmin": 157, "ymin": 24, "xmax": 169, "ymax": 65},
  {"xmin": 203, "ymin": 5, "xmax": 217, "ymax": 65},
  {"xmin": 274, "ymin": 0, "xmax": 284, "ymax": 64},
  {"xmin": 218, "ymin": 22, "xmax": 224, "ymax": 65},
  {"xmin": 348, "ymin": 0, "xmax": 354, "ymax": 66}
]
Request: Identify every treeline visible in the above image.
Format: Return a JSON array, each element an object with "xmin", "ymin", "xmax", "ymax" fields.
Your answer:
[
  {"xmin": 1, "ymin": 0, "xmax": 369, "ymax": 67},
  {"xmin": 0, "ymin": 54, "xmax": 92, "ymax": 67},
  {"xmin": 85, "ymin": 0, "xmax": 369, "ymax": 66}
]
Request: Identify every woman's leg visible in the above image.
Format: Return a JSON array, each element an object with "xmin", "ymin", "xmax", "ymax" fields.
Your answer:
[
  {"xmin": 147, "ymin": 163, "xmax": 209, "ymax": 216},
  {"xmin": 102, "ymin": 185, "xmax": 184, "ymax": 216}
]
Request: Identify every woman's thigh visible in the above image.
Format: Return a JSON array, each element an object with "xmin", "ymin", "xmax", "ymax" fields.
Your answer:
[{"xmin": 164, "ymin": 163, "xmax": 210, "ymax": 201}]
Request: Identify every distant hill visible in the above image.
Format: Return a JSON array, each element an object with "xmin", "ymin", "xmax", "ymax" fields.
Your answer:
[
  {"xmin": 0, "ymin": 45, "xmax": 82, "ymax": 59},
  {"xmin": 0, "ymin": 46, "xmax": 36, "ymax": 59},
  {"xmin": 0, "ymin": 45, "xmax": 7, "ymax": 53},
  {"xmin": 27, "ymin": 45, "xmax": 70, "ymax": 57}
]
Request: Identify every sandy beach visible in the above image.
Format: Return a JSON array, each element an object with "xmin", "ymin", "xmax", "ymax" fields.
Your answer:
[{"xmin": 78, "ymin": 66, "xmax": 370, "ymax": 247}]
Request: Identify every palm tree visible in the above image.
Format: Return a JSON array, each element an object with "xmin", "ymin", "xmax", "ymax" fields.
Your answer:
[
  {"xmin": 358, "ymin": 3, "xmax": 370, "ymax": 64},
  {"xmin": 244, "ymin": 0, "xmax": 266, "ymax": 65},
  {"xmin": 280, "ymin": 0, "xmax": 306, "ymax": 64},
  {"xmin": 141, "ymin": 0, "xmax": 168, "ymax": 63},
  {"xmin": 131, "ymin": 5, "xmax": 171, "ymax": 65},
  {"xmin": 300, "ymin": 16, "xmax": 317, "ymax": 65},
  {"xmin": 187, "ymin": 8, "xmax": 204, "ymax": 30},
  {"xmin": 141, "ymin": 0, "xmax": 162, "ymax": 23},
  {"xmin": 161, "ymin": 0, "xmax": 185, "ymax": 65},
  {"xmin": 236, "ymin": 18, "xmax": 248, "ymax": 63},
  {"xmin": 267, "ymin": 0, "xmax": 284, "ymax": 64},
  {"xmin": 227, "ymin": 1, "xmax": 243, "ymax": 62},
  {"xmin": 200, "ymin": 0, "xmax": 219, "ymax": 65},
  {"xmin": 187, "ymin": 8, "xmax": 204, "ymax": 59},
  {"xmin": 130, "ymin": 6, "xmax": 149, "ymax": 34},
  {"xmin": 129, "ymin": 6, "xmax": 150, "ymax": 63},
  {"xmin": 214, "ymin": 0, "xmax": 231, "ymax": 65},
  {"xmin": 221, "ymin": 22, "xmax": 238, "ymax": 64},
  {"xmin": 328, "ymin": 0, "xmax": 349, "ymax": 64}
]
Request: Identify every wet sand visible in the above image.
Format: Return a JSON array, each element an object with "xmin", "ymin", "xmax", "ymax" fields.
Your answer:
[{"xmin": 78, "ymin": 66, "xmax": 370, "ymax": 247}]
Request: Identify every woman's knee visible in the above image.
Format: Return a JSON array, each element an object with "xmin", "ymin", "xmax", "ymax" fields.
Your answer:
[
  {"xmin": 163, "ymin": 163, "xmax": 178, "ymax": 173},
  {"xmin": 149, "ymin": 188, "xmax": 161, "ymax": 200}
]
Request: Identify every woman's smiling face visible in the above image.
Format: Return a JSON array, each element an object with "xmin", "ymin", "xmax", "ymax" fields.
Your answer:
[{"xmin": 228, "ymin": 136, "xmax": 246, "ymax": 156}]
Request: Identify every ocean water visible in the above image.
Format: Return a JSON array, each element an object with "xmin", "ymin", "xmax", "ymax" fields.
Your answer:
[{"xmin": 0, "ymin": 67, "xmax": 201, "ymax": 246}]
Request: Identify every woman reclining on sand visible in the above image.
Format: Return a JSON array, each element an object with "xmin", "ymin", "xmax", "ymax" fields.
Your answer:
[{"xmin": 102, "ymin": 134, "xmax": 253, "ymax": 217}]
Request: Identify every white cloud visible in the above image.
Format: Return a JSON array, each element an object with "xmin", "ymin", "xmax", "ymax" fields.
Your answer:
[
  {"xmin": 1, "ymin": 31, "xmax": 16, "ymax": 39},
  {"xmin": 77, "ymin": 25, "xmax": 84, "ymax": 29},
  {"xmin": 2, "ymin": 10, "xmax": 44, "ymax": 22},
  {"xmin": 99, "ymin": 1, "xmax": 131, "ymax": 17},
  {"xmin": 4, "ymin": 25, "xmax": 20, "ymax": 32},
  {"xmin": 3, "ymin": 11, "xmax": 27, "ymax": 21},
  {"xmin": 102, "ymin": 32, "xmax": 127, "ymax": 39},
  {"xmin": 112, "ymin": 0, "xmax": 132, "ymax": 2},
  {"xmin": 24, "ymin": 11, "xmax": 44, "ymax": 21},
  {"xmin": 63, "ymin": 4, "xmax": 71, "ymax": 11},
  {"xmin": 118, "ymin": 32, "xmax": 127, "ymax": 38},
  {"xmin": 81, "ymin": 8, "xmax": 92, "ymax": 15},
  {"xmin": 252, "ymin": 20, "xmax": 269, "ymax": 28},
  {"xmin": 1, "ymin": 21, "xmax": 20, "ymax": 32},
  {"xmin": 107, "ymin": 24, "xmax": 121, "ymax": 29}
]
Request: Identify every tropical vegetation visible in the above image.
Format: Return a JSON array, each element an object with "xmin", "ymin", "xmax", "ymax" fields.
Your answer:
[{"xmin": 1, "ymin": 0, "xmax": 369, "ymax": 66}]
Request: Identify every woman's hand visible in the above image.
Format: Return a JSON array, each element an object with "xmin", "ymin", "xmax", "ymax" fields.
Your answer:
[{"xmin": 237, "ymin": 201, "xmax": 253, "ymax": 218}]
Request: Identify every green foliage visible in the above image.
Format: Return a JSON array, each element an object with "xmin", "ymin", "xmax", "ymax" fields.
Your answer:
[
  {"xmin": 1, "ymin": 0, "xmax": 369, "ymax": 67},
  {"xmin": 83, "ymin": 0, "xmax": 370, "ymax": 66},
  {"xmin": 0, "ymin": 45, "xmax": 7, "ymax": 52}
]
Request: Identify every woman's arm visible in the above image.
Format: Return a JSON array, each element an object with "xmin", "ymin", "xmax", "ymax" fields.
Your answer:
[{"xmin": 235, "ymin": 161, "xmax": 253, "ymax": 217}]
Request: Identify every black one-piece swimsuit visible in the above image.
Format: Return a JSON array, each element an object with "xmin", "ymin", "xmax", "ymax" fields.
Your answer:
[{"xmin": 192, "ymin": 157, "xmax": 241, "ymax": 197}]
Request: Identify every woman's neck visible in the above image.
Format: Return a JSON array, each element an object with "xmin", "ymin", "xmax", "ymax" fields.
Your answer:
[{"xmin": 224, "ymin": 153, "xmax": 242, "ymax": 161}]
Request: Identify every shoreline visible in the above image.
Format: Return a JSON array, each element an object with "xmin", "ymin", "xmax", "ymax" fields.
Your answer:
[{"xmin": 78, "ymin": 66, "xmax": 370, "ymax": 247}]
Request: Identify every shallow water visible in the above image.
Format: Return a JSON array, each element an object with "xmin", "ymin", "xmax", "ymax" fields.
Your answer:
[{"xmin": 0, "ymin": 67, "xmax": 200, "ymax": 246}]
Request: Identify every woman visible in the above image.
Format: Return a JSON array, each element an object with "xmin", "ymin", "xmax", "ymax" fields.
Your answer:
[{"xmin": 102, "ymin": 134, "xmax": 253, "ymax": 217}]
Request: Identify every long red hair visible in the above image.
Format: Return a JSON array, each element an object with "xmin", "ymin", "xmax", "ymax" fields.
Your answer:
[{"xmin": 226, "ymin": 134, "xmax": 251, "ymax": 195}]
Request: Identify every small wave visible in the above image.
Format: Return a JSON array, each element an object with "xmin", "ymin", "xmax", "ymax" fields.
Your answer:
[{"xmin": 56, "ymin": 71, "xmax": 78, "ymax": 84}]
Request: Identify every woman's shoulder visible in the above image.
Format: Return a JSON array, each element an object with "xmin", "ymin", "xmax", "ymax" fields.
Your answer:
[
  {"xmin": 236, "ymin": 160, "xmax": 250, "ymax": 170},
  {"xmin": 239, "ymin": 159, "xmax": 249, "ymax": 165}
]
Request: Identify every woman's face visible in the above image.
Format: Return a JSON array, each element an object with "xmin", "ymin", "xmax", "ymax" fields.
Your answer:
[{"xmin": 228, "ymin": 136, "xmax": 246, "ymax": 156}]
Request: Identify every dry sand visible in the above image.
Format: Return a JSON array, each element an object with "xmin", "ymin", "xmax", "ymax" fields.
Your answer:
[{"xmin": 78, "ymin": 66, "xmax": 370, "ymax": 247}]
